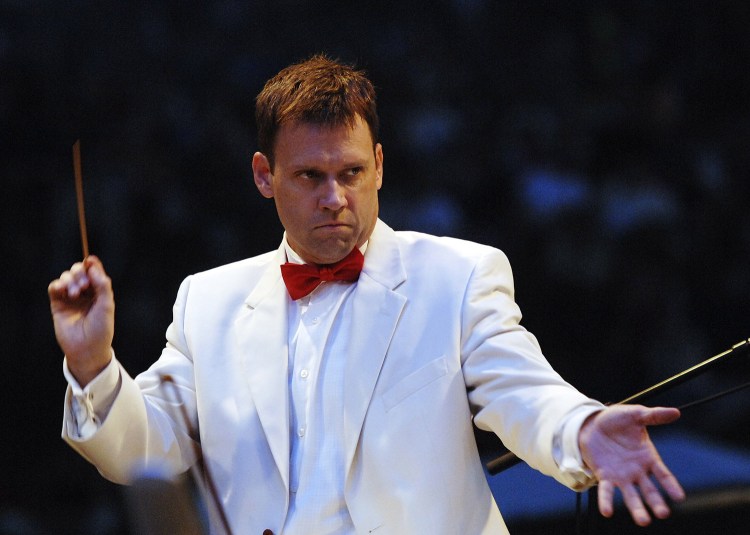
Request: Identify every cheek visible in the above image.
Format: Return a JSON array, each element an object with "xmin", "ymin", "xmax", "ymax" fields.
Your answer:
[
  {"xmin": 274, "ymin": 197, "xmax": 296, "ymax": 227},
  {"xmin": 361, "ymin": 188, "xmax": 380, "ymax": 213},
  {"xmin": 277, "ymin": 192, "xmax": 313, "ymax": 226}
]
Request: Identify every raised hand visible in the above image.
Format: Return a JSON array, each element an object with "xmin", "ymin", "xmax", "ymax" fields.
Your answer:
[
  {"xmin": 48, "ymin": 255, "xmax": 114, "ymax": 387},
  {"xmin": 578, "ymin": 404, "xmax": 685, "ymax": 526}
]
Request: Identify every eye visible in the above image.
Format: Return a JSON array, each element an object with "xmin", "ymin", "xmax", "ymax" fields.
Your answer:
[
  {"xmin": 298, "ymin": 169, "xmax": 323, "ymax": 181},
  {"xmin": 344, "ymin": 166, "xmax": 363, "ymax": 178}
]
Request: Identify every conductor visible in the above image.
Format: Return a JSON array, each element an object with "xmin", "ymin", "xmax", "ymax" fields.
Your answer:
[{"xmin": 49, "ymin": 54, "xmax": 685, "ymax": 534}]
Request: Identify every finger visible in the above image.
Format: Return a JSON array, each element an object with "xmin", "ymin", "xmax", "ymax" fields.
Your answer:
[
  {"xmin": 652, "ymin": 460, "xmax": 686, "ymax": 503},
  {"xmin": 48, "ymin": 278, "xmax": 67, "ymax": 300},
  {"xmin": 640, "ymin": 407, "xmax": 681, "ymax": 426},
  {"xmin": 48, "ymin": 269, "xmax": 78, "ymax": 300},
  {"xmin": 638, "ymin": 475, "xmax": 670, "ymax": 520},
  {"xmin": 621, "ymin": 483, "xmax": 651, "ymax": 527},
  {"xmin": 83, "ymin": 254, "xmax": 103, "ymax": 272},
  {"xmin": 84, "ymin": 257, "xmax": 114, "ymax": 307},
  {"xmin": 597, "ymin": 480, "xmax": 615, "ymax": 518},
  {"xmin": 68, "ymin": 262, "xmax": 91, "ymax": 298},
  {"xmin": 86, "ymin": 256, "xmax": 109, "ymax": 288}
]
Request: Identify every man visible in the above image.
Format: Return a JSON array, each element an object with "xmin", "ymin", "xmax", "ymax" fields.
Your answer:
[{"xmin": 49, "ymin": 55, "xmax": 685, "ymax": 534}]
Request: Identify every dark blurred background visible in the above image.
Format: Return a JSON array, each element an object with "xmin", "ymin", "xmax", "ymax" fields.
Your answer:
[{"xmin": 2, "ymin": 1, "xmax": 749, "ymax": 533}]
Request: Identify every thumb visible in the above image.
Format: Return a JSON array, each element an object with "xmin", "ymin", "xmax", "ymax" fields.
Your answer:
[
  {"xmin": 84, "ymin": 255, "xmax": 111, "ymax": 289},
  {"xmin": 640, "ymin": 406, "xmax": 681, "ymax": 427},
  {"xmin": 83, "ymin": 256, "xmax": 115, "ymax": 311}
]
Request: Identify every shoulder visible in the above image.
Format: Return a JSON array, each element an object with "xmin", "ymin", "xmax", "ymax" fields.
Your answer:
[
  {"xmin": 393, "ymin": 229, "xmax": 510, "ymax": 270},
  {"xmin": 190, "ymin": 250, "xmax": 277, "ymax": 283},
  {"xmin": 372, "ymin": 225, "xmax": 514, "ymax": 297},
  {"xmin": 173, "ymin": 249, "xmax": 279, "ymax": 306}
]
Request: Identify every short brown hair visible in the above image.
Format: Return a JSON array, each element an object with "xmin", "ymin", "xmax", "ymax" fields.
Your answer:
[{"xmin": 255, "ymin": 54, "xmax": 379, "ymax": 168}]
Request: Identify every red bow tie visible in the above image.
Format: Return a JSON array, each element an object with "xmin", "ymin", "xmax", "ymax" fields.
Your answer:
[{"xmin": 281, "ymin": 248, "xmax": 364, "ymax": 300}]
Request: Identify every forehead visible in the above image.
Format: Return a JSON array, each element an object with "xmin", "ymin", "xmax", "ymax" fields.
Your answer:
[{"xmin": 274, "ymin": 116, "xmax": 375, "ymax": 167}]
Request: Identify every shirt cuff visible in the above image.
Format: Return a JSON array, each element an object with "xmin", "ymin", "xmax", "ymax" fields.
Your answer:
[
  {"xmin": 552, "ymin": 403, "xmax": 603, "ymax": 490},
  {"xmin": 63, "ymin": 352, "xmax": 121, "ymax": 439}
]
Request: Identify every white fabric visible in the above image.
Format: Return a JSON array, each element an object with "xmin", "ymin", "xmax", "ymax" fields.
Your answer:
[
  {"xmin": 282, "ymin": 240, "xmax": 359, "ymax": 534},
  {"xmin": 554, "ymin": 405, "xmax": 598, "ymax": 489},
  {"xmin": 61, "ymin": 219, "xmax": 604, "ymax": 535},
  {"xmin": 63, "ymin": 353, "xmax": 120, "ymax": 440}
]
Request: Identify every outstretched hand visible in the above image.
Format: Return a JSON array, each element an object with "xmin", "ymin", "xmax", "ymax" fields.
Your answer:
[
  {"xmin": 48, "ymin": 255, "xmax": 114, "ymax": 387},
  {"xmin": 578, "ymin": 404, "xmax": 685, "ymax": 526}
]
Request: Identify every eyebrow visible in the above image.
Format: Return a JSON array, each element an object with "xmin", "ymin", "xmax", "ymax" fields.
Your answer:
[{"xmin": 289, "ymin": 159, "xmax": 369, "ymax": 173}]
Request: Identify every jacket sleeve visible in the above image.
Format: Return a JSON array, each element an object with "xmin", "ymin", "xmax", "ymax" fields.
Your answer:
[
  {"xmin": 61, "ymin": 276, "xmax": 200, "ymax": 484},
  {"xmin": 459, "ymin": 247, "xmax": 602, "ymax": 488}
]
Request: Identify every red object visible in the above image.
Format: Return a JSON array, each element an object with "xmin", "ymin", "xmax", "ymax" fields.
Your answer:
[{"xmin": 281, "ymin": 248, "xmax": 364, "ymax": 300}]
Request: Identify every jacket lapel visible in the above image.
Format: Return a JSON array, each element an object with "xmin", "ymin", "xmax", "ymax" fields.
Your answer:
[
  {"xmin": 234, "ymin": 244, "xmax": 291, "ymax": 490},
  {"xmin": 232, "ymin": 221, "xmax": 408, "ymax": 490},
  {"xmin": 343, "ymin": 220, "xmax": 408, "ymax": 470}
]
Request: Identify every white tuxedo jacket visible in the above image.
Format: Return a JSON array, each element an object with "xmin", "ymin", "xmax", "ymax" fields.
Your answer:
[{"xmin": 64, "ymin": 219, "xmax": 598, "ymax": 534}]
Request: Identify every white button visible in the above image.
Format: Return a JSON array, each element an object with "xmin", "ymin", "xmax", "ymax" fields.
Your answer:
[
  {"xmin": 300, "ymin": 369, "xmax": 309, "ymax": 378},
  {"xmin": 311, "ymin": 317, "xmax": 320, "ymax": 324},
  {"xmin": 297, "ymin": 426, "xmax": 306, "ymax": 437}
]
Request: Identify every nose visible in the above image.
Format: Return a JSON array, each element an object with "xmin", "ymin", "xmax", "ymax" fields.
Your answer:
[{"xmin": 319, "ymin": 177, "xmax": 347, "ymax": 211}]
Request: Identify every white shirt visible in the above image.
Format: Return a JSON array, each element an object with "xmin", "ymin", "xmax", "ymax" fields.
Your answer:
[
  {"xmin": 63, "ymin": 350, "xmax": 120, "ymax": 440},
  {"xmin": 281, "ymin": 240, "xmax": 365, "ymax": 534}
]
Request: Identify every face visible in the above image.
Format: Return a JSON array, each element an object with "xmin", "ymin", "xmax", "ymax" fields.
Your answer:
[{"xmin": 252, "ymin": 115, "xmax": 383, "ymax": 265}]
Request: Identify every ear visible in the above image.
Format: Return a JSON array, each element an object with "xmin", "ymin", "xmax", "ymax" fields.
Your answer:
[
  {"xmin": 252, "ymin": 152, "xmax": 274, "ymax": 198},
  {"xmin": 375, "ymin": 143, "xmax": 384, "ymax": 190}
]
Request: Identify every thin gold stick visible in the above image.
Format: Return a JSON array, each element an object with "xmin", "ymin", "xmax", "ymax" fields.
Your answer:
[{"xmin": 72, "ymin": 139, "xmax": 89, "ymax": 259}]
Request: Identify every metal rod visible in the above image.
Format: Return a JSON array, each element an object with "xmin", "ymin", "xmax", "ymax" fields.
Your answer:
[
  {"xmin": 619, "ymin": 338, "xmax": 749, "ymax": 405},
  {"xmin": 677, "ymin": 380, "xmax": 750, "ymax": 411},
  {"xmin": 486, "ymin": 338, "xmax": 750, "ymax": 476}
]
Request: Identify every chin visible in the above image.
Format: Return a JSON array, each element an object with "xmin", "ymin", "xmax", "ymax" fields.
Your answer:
[{"xmin": 316, "ymin": 242, "xmax": 356, "ymax": 264}]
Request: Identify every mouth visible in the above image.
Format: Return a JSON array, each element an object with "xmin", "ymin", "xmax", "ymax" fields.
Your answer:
[{"xmin": 316, "ymin": 222, "xmax": 350, "ymax": 229}]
